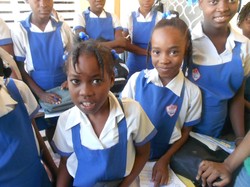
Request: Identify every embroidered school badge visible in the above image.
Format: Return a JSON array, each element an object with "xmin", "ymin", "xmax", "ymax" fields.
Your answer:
[
  {"xmin": 166, "ymin": 104, "xmax": 178, "ymax": 117},
  {"xmin": 192, "ymin": 68, "xmax": 200, "ymax": 81}
]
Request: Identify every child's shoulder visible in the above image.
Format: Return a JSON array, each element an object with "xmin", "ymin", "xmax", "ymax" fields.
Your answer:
[{"xmin": 184, "ymin": 77, "xmax": 201, "ymax": 95}]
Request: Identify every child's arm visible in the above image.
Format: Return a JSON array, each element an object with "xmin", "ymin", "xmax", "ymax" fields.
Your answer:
[
  {"xmin": 122, "ymin": 30, "xmax": 148, "ymax": 56},
  {"xmin": 120, "ymin": 142, "xmax": 150, "ymax": 187},
  {"xmin": 229, "ymin": 80, "xmax": 246, "ymax": 145},
  {"xmin": 17, "ymin": 62, "xmax": 62, "ymax": 104},
  {"xmin": 152, "ymin": 126, "xmax": 192, "ymax": 186},
  {"xmin": 32, "ymin": 119, "xmax": 58, "ymax": 184},
  {"xmin": 57, "ymin": 156, "xmax": 73, "ymax": 187},
  {"xmin": 197, "ymin": 130, "xmax": 250, "ymax": 187}
]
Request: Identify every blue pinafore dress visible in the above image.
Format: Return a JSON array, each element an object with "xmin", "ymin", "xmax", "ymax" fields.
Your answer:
[
  {"xmin": 71, "ymin": 114, "xmax": 127, "ymax": 186},
  {"xmin": 83, "ymin": 9, "xmax": 115, "ymax": 41},
  {"xmin": 126, "ymin": 11, "xmax": 157, "ymax": 78},
  {"xmin": 135, "ymin": 71, "xmax": 185, "ymax": 160},
  {"xmin": 20, "ymin": 15, "xmax": 66, "ymax": 91},
  {"xmin": 188, "ymin": 42, "xmax": 244, "ymax": 137},
  {"xmin": 0, "ymin": 79, "xmax": 51, "ymax": 187}
]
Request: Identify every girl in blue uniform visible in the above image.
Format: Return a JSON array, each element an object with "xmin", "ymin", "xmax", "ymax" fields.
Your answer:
[
  {"xmin": 121, "ymin": 16, "xmax": 202, "ymax": 186},
  {"xmin": 52, "ymin": 39, "xmax": 156, "ymax": 187},
  {"xmin": 12, "ymin": 0, "xmax": 73, "ymax": 145},
  {"xmin": 123, "ymin": 0, "xmax": 162, "ymax": 78},
  {"xmin": 238, "ymin": 2, "xmax": 250, "ymax": 131},
  {"xmin": 73, "ymin": 0, "xmax": 126, "ymax": 53},
  {"xmin": 0, "ymin": 56, "xmax": 57, "ymax": 187}
]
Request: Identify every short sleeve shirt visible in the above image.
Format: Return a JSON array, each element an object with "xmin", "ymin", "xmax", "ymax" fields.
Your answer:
[
  {"xmin": 11, "ymin": 13, "xmax": 73, "ymax": 72},
  {"xmin": 52, "ymin": 92, "xmax": 157, "ymax": 177},
  {"xmin": 0, "ymin": 18, "xmax": 12, "ymax": 46},
  {"xmin": 120, "ymin": 69, "xmax": 202, "ymax": 144}
]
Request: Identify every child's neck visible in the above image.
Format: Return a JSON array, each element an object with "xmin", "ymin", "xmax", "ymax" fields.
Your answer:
[
  {"xmin": 31, "ymin": 14, "xmax": 50, "ymax": 31},
  {"xmin": 202, "ymin": 24, "xmax": 230, "ymax": 54},
  {"xmin": 90, "ymin": 8, "xmax": 103, "ymax": 17},
  {"xmin": 139, "ymin": 8, "xmax": 151, "ymax": 18}
]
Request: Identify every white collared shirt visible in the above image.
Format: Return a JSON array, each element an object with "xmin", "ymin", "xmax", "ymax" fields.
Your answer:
[
  {"xmin": 192, "ymin": 21, "xmax": 250, "ymax": 77},
  {"xmin": 121, "ymin": 69, "xmax": 202, "ymax": 144},
  {"xmin": 53, "ymin": 92, "xmax": 156, "ymax": 177},
  {"xmin": 11, "ymin": 13, "xmax": 73, "ymax": 72}
]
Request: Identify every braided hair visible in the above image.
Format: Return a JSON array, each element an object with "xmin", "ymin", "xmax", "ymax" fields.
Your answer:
[{"xmin": 237, "ymin": 2, "xmax": 250, "ymax": 27}]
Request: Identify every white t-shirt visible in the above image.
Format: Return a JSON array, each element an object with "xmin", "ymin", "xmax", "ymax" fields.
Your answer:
[
  {"xmin": 53, "ymin": 92, "xmax": 157, "ymax": 177},
  {"xmin": 121, "ymin": 69, "xmax": 202, "ymax": 144}
]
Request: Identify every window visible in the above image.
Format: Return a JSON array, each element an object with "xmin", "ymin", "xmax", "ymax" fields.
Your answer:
[{"xmin": 0, "ymin": 0, "xmax": 81, "ymax": 28}]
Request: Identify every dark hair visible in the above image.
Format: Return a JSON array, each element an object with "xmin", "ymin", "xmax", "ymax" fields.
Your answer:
[
  {"xmin": 66, "ymin": 39, "xmax": 115, "ymax": 78},
  {"xmin": 147, "ymin": 17, "xmax": 192, "ymax": 76},
  {"xmin": 237, "ymin": 2, "xmax": 250, "ymax": 27}
]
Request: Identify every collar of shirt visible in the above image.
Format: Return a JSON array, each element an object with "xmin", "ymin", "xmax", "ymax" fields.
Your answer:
[
  {"xmin": 145, "ymin": 68, "xmax": 184, "ymax": 97},
  {"xmin": 85, "ymin": 7, "xmax": 107, "ymax": 18},
  {"xmin": 135, "ymin": 8, "xmax": 155, "ymax": 22},
  {"xmin": 29, "ymin": 14, "xmax": 59, "ymax": 32},
  {"xmin": 64, "ymin": 91, "xmax": 125, "ymax": 131},
  {"xmin": 0, "ymin": 77, "xmax": 18, "ymax": 117}
]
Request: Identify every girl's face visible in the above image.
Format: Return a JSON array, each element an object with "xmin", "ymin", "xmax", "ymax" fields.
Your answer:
[
  {"xmin": 67, "ymin": 53, "xmax": 114, "ymax": 116},
  {"xmin": 138, "ymin": 0, "xmax": 155, "ymax": 12},
  {"xmin": 199, "ymin": 0, "xmax": 239, "ymax": 29},
  {"xmin": 239, "ymin": 13, "xmax": 250, "ymax": 39},
  {"xmin": 151, "ymin": 26, "xmax": 187, "ymax": 86},
  {"xmin": 88, "ymin": 0, "xmax": 106, "ymax": 15},
  {"xmin": 28, "ymin": 0, "xmax": 53, "ymax": 21}
]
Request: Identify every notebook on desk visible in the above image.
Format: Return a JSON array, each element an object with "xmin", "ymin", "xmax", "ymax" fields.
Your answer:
[{"xmin": 139, "ymin": 161, "xmax": 186, "ymax": 187}]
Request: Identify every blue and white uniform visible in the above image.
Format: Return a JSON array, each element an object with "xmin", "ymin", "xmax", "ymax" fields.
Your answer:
[
  {"xmin": 11, "ymin": 13, "xmax": 72, "ymax": 91},
  {"xmin": 121, "ymin": 69, "xmax": 202, "ymax": 160},
  {"xmin": 73, "ymin": 8, "xmax": 122, "ymax": 41},
  {"xmin": 188, "ymin": 22, "xmax": 250, "ymax": 137},
  {"xmin": 0, "ymin": 18, "xmax": 12, "ymax": 46},
  {"xmin": 52, "ymin": 92, "xmax": 157, "ymax": 186},
  {"xmin": 123, "ymin": 10, "xmax": 162, "ymax": 78},
  {"xmin": 0, "ymin": 79, "xmax": 51, "ymax": 187}
]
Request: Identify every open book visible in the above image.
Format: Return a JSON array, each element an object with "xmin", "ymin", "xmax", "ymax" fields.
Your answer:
[
  {"xmin": 139, "ymin": 161, "xmax": 186, "ymax": 187},
  {"xmin": 190, "ymin": 132, "xmax": 235, "ymax": 154}
]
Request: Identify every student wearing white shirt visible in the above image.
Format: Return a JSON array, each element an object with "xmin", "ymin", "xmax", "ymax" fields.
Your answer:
[
  {"xmin": 52, "ymin": 40, "xmax": 156, "ymax": 187},
  {"xmin": 123, "ymin": 0, "xmax": 162, "ymax": 78}
]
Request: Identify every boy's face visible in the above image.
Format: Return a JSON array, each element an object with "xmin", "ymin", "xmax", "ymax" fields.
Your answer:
[
  {"xmin": 151, "ymin": 26, "xmax": 187, "ymax": 86},
  {"xmin": 239, "ymin": 13, "xmax": 250, "ymax": 39},
  {"xmin": 199, "ymin": 0, "xmax": 239, "ymax": 29},
  {"xmin": 88, "ymin": 0, "xmax": 106, "ymax": 14},
  {"xmin": 28, "ymin": 0, "xmax": 53, "ymax": 20},
  {"xmin": 67, "ymin": 53, "xmax": 114, "ymax": 117}
]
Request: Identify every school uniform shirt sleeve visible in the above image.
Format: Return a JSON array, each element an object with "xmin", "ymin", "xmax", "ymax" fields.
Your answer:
[
  {"xmin": 111, "ymin": 13, "xmax": 123, "ymax": 31},
  {"xmin": 72, "ymin": 12, "xmax": 86, "ymax": 31},
  {"xmin": 13, "ymin": 79, "xmax": 39, "ymax": 118},
  {"xmin": 0, "ymin": 18, "xmax": 12, "ymax": 45},
  {"xmin": 120, "ymin": 71, "xmax": 140, "ymax": 99}
]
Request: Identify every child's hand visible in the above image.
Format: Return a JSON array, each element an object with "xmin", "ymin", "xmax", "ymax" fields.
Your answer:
[
  {"xmin": 196, "ymin": 160, "xmax": 232, "ymax": 187},
  {"xmin": 39, "ymin": 91, "xmax": 62, "ymax": 105},
  {"xmin": 152, "ymin": 159, "xmax": 170, "ymax": 187}
]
